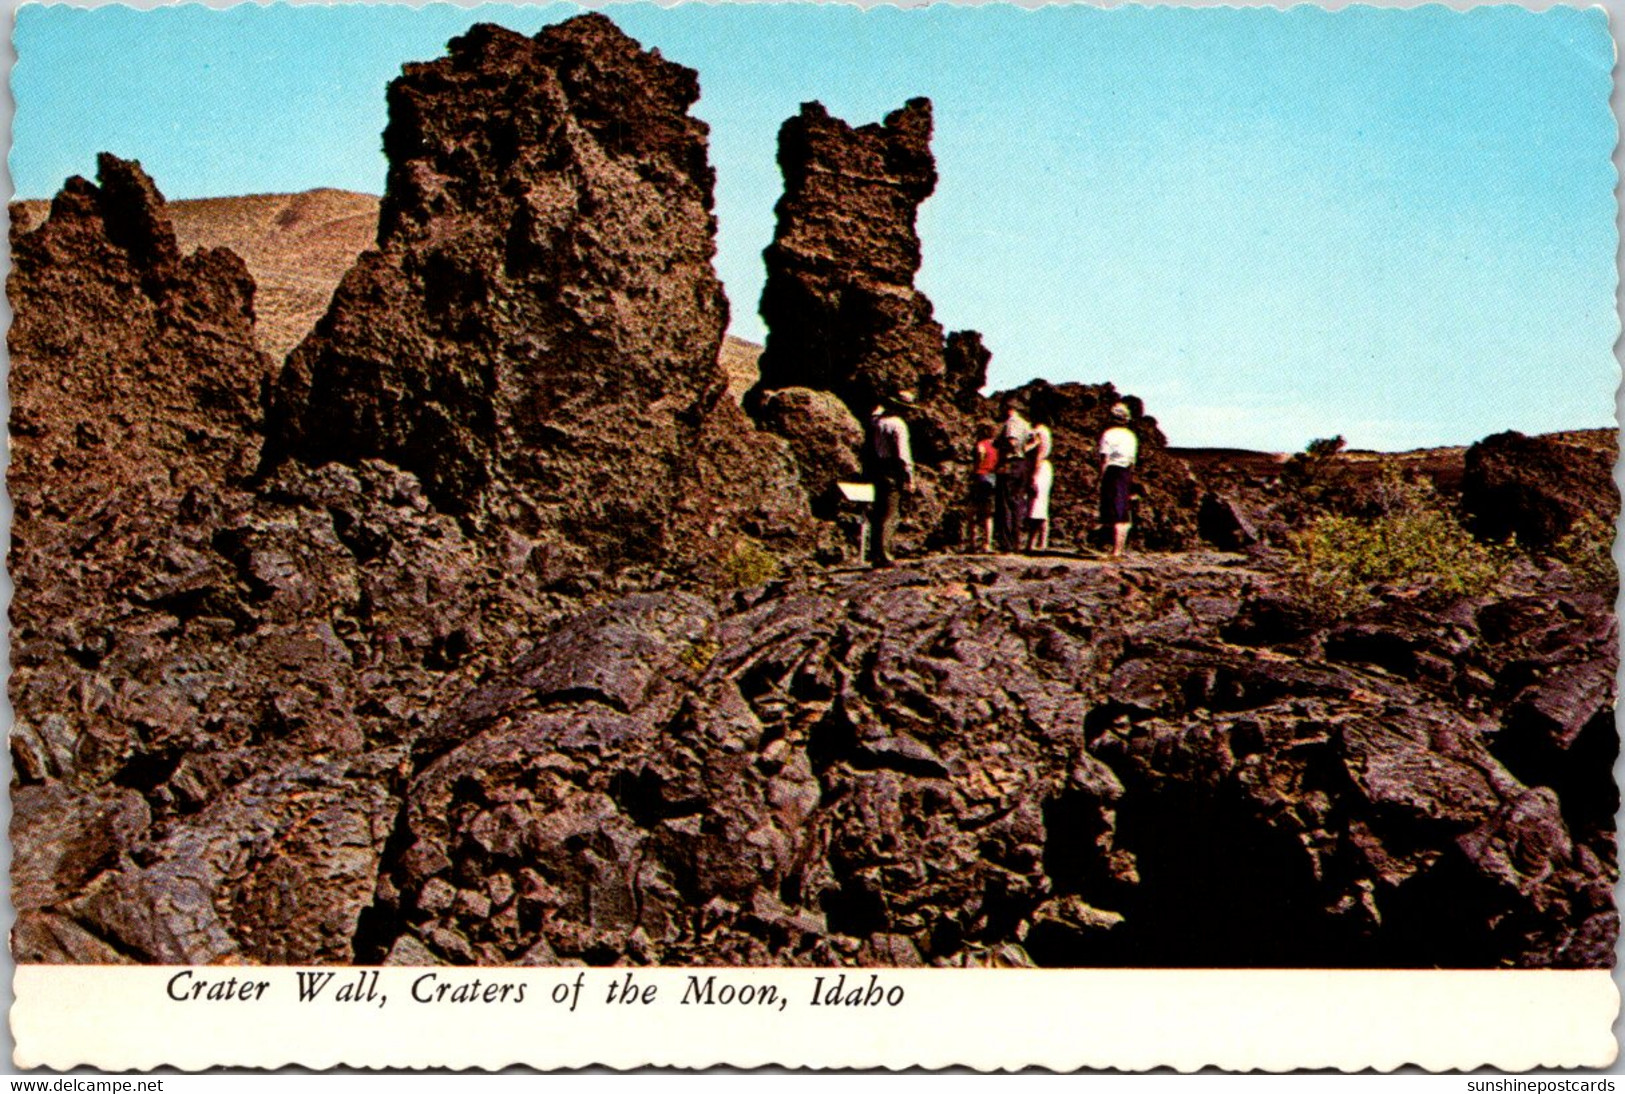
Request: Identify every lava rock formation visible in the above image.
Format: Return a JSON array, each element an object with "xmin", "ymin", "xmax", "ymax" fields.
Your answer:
[
  {"xmin": 1462, "ymin": 430, "xmax": 1619, "ymax": 550},
  {"xmin": 7, "ymin": 14, "xmax": 1615, "ymax": 972},
  {"xmin": 753, "ymin": 98, "xmax": 948, "ymax": 415},
  {"xmin": 268, "ymin": 16, "xmax": 811, "ymax": 583},
  {"xmin": 369, "ymin": 554, "xmax": 1614, "ymax": 968},
  {"xmin": 9, "ymin": 153, "xmax": 575, "ymax": 964}
]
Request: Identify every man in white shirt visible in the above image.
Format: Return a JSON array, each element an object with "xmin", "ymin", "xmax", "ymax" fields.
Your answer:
[
  {"xmin": 1099, "ymin": 402, "xmax": 1139, "ymax": 558},
  {"xmin": 864, "ymin": 392, "xmax": 915, "ymax": 567}
]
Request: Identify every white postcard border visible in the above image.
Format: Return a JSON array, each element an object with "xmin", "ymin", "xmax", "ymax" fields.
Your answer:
[{"xmin": 11, "ymin": 967, "xmax": 1618, "ymax": 1072}]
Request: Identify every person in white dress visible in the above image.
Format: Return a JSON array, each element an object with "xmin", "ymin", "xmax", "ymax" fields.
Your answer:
[{"xmin": 1024, "ymin": 415, "xmax": 1054, "ymax": 552}]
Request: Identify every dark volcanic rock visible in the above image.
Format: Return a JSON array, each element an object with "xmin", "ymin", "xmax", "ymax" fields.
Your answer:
[
  {"xmin": 367, "ymin": 554, "xmax": 1613, "ymax": 969},
  {"xmin": 1198, "ymin": 491, "xmax": 1260, "ymax": 551},
  {"xmin": 1461, "ymin": 430, "xmax": 1619, "ymax": 550},
  {"xmin": 752, "ymin": 98, "xmax": 945, "ymax": 416},
  {"xmin": 269, "ymin": 15, "xmax": 811, "ymax": 579},
  {"xmin": 746, "ymin": 98, "xmax": 989, "ymax": 553},
  {"xmin": 63, "ymin": 753, "xmax": 401, "ymax": 964},
  {"xmin": 8, "ymin": 19, "xmax": 1613, "ymax": 976},
  {"xmin": 753, "ymin": 387, "xmax": 864, "ymax": 519},
  {"xmin": 8, "ymin": 157, "xmax": 564, "ymax": 965},
  {"xmin": 9, "ymin": 154, "xmax": 270, "ymax": 522},
  {"xmin": 942, "ymin": 331, "xmax": 992, "ymax": 411}
]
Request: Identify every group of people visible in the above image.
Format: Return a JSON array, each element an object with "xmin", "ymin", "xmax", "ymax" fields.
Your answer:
[{"xmin": 861, "ymin": 393, "xmax": 1140, "ymax": 568}]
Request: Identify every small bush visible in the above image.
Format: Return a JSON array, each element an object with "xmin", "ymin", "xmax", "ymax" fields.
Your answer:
[
  {"xmin": 1553, "ymin": 512, "xmax": 1618, "ymax": 596},
  {"xmin": 1280, "ymin": 435, "xmax": 1354, "ymax": 519},
  {"xmin": 1304, "ymin": 435, "xmax": 1348, "ymax": 460},
  {"xmin": 718, "ymin": 537, "xmax": 779, "ymax": 590},
  {"xmin": 1285, "ymin": 472, "xmax": 1507, "ymax": 617}
]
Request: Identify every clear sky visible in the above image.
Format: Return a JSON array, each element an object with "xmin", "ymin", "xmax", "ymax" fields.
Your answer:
[{"xmin": 12, "ymin": 2, "xmax": 1619, "ymax": 452}]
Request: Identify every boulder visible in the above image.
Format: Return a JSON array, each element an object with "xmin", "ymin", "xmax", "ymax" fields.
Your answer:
[
  {"xmin": 754, "ymin": 387, "xmax": 864, "ymax": 518},
  {"xmin": 1198, "ymin": 491, "xmax": 1260, "ymax": 551},
  {"xmin": 64, "ymin": 754, "xmax": 400, "ymax": 965},
  {"xmin": 11, "ymin": 784, "xmax": 151, "ymax": 913},
  {"xmin": 1461, "ymin": 430, "xmax": 1618, "ymax": 550}
]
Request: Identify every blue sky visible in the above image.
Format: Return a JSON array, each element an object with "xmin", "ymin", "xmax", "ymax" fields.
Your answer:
[{"xmin": 12, "ymin": 3, "xmax": 1618, "ymax": 451}]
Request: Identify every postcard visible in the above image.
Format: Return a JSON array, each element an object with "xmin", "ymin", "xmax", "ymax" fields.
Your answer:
[{"xmin": 7, "ymin": 0, "xmax": 1619, "ymax": 1072}]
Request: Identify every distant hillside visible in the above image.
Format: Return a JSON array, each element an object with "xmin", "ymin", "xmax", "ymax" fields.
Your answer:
[
  {"xmin": 1175, "ymin": 428, "xmax": 1614, "ymax": 496},
  {"xmin": 167, "ymin": 190, "xmax": 380, "ymax": 361},
  {"xmin": 15, "ymin": 189, "xmax": 768, "ymax": 383},
  {"xmin": 718, "ymin": 334, "xmax": 762, "ymax": 402}
]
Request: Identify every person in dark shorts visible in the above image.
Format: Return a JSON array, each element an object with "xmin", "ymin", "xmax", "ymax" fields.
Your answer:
[
  {"xmin": 993, "ymin": 400, "xmax": 1032, "ymax": 552},
  {"xmin": 1098, "ymin": 402, "xmax": 1139, "ymax": 558}
]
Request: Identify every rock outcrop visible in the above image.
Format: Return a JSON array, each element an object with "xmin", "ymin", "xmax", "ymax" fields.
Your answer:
[
  {"xmin": 9, "ymin": 157, "xmax": 565, "ymax": 965},
  {"xmin": 1461, "ymin": 430, "xmax": 1619, "ymax": 550},
  {"xmin": 753, "ymin": 99, "xmax": 945, "ymax": 415},
  {"xmin": 748, "ymin": 97, "xmax": 1005, "ymax": 554},
  {"xmin": 268, "ymin": 16, "xmax": 811, "ymax": 582},
  {"xmin": 9, "ymin": 154, "xmax": 270, "ymax": 508},
  {"xmin": 368, "ymin": 553, "xmax": 1614, "ymax": 968}
]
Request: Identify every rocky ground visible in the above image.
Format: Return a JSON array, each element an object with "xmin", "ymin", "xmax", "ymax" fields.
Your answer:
[{"xmin": 16, "ymin": 543, "xmax": 1614, "ymax": 968}]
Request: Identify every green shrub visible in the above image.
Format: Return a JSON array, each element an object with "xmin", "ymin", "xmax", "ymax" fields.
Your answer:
[
  {"xmin": 1304, "ymin": 435, "xmax": 1348, "ymax": 460},
  {"xmin": 1285, "ymin": 472, "xmax": 1507, "ymax": 617},
  {"xmin": 718, "ymin": 537, "xmax": 780, "ymax": 590},
  {"xmin": 1553, "ymin": 512, "xmax": 1618, "ymax": 596}
]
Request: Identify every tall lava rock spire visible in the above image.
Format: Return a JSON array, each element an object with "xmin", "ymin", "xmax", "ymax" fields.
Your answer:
[
  {"xmin": 751, "ymin": 98, "xmax": 959, "ymax": 417},
  {"xmin": 268, "ymin": 15, "xmax": 809, "ymax": 578},
  {"xmin": 10, "ymin": 154, "xmax": 270, "ymax": 502},
  {"xmin": 747, "ymin": 98, "xmax": 1203, "ymax": 552},
  {"xmin": 747, "ymin": 99, "xmax": 993, "ymax": 546}
]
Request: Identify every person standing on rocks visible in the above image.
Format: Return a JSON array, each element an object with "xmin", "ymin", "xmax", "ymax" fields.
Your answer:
[
  {"xmin": 994, "ymin": 399, "xmax": 1032, "ymax": 552},
  {"xmin": 1099, "ymin": 402, "xmax": 1139, "ymax": 558},
  {"xmin": 864, "ymin": 392, "xmax": 916, "ymax": 568},
  {"xmin": 967, "ymin": 422, "xmax": 999, "ymax": 552},
  {"xmin": 1025, "ymin": 410, "xmax": 1055, "ymax": 553}
]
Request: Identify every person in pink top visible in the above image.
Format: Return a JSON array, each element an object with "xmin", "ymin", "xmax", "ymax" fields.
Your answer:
[{"xmin": 967, "ymin": 423, "xmax": 998, "ymax": 552}]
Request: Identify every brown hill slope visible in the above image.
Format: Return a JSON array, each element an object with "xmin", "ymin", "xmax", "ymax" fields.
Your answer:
[
  {"xmin": 16, "ymin": 189, "xmax": 377, "ymax": 363},
  {"xmin": 166, "ymin": 190, "xmax": 379, "ymax": 361}
]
